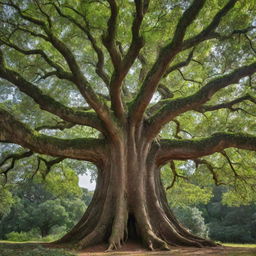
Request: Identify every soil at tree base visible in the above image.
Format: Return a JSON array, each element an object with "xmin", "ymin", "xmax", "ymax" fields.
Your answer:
[{"xmin": 76, "ymin": 241, "xmax": 256, "ymax": 256}]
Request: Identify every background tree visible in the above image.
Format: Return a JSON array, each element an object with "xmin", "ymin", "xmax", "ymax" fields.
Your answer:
[
  {"xmin": 202, "ymin": 186, "xmax": 256, "ymax": 243},
  {"xmin": 0, "ymin": 0, "xmax": 256, "ymax": 251},
  {"xmin": 161, "ymin": 166, "xmax": 256, "ymax": 244},
  {"xmin": 0, "ymin": 179, "xmax": 88, "ymax": 240}
]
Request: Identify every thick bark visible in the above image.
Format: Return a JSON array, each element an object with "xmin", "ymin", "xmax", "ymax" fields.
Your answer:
[
  {"xmin": 2, "ymin": 107, "xmax": 256, "ymax": 250},
  {"xmin": 56, "ymin": 129, "xmax": 216, "ymax": 251}
]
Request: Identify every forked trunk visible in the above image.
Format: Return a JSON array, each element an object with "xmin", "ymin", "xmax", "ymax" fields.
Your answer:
[{"xmin": 57, "ymin": 127, "xmax": 216, "ymax": 251}]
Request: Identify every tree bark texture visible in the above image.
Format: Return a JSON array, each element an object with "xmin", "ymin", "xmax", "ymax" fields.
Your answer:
[{"xmin": 57, "ymin": 126, "xmax": 216, "ymax": 251}]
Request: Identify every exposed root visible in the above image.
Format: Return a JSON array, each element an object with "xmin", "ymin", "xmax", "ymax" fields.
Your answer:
[
  {"xmin": 106, "ymin": 241, "xmax": 121, "ymax": 252},
  {"xmin": 56, "ymin": 155, "xmax": 219, "ymax": 252},
  {"xmin": 150, "ymin": 166, "xmax": 217, "ymax": 248},
  {"xmin": 106, "ymin": 219, "xmax": 128, "ymax": 251},
  {"xmin": 77, "ymin": 225, "xmax": 107, "ymax": 249},
  {"xmin": 106, "ymin": 235, "xmax": 124, "ymax": 251},
  {"xmin": 200, "ymin": 239, "xmax": 219, "ymax": 247},
  {"xmin": 142, "ymin": 229, "xmax": 170, "ymax": 251}
]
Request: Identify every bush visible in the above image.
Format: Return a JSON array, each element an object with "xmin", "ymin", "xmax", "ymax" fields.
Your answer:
[
  {"xmin": 208, "ymin": 223, "xmax": 254, "ymax": 243},
  {"xmin": 40, "ymin": 232, "xmax": 66, "ymax": 242},
  {"xmin": 174, "ymin": 206, "xmax": 209, "ymax": 238},
  {"xmin": 5, "ymin": 229, "xmax": 66, "ymax": 243},
  {"xmin": 5, "ymin": 229, "xmax": 40, "ymax": 242}
]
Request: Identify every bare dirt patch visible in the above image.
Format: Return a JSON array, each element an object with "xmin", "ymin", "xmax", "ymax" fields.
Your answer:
[
  {"xmin": 78, "ymin": 241, "xmax": 256, "ymax": 256},
  {"xmin": 1, "ymin": 241, "xmax": 256, "ymax": 256}
]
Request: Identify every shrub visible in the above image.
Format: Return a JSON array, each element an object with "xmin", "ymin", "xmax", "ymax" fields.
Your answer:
[
  {"xmin": 208, "ymin": 223, "xmax": 254, "ymax": 243},
  {"xmin": 5, "ymin": 229, "xmax": 40, "ymax": 242},
  {"xmin": 174, "ymin": 206, "xmax": 209, "ymax": 238}
]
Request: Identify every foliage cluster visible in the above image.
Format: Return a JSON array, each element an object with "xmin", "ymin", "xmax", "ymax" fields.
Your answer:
[
  {"xmin": 202, "ymin": 187, "xmax": 256, "ymax": 243},
  {"xmin": 0, "ymin": 179, "xmax": 92, "ymax": 241},
  {"xmin": 173, "ymin": 186, "xmax": 256, "ymax": 244}
]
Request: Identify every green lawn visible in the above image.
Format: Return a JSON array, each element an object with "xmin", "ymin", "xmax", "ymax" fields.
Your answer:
[
  {"xmin": 0, "ymin": 243, "xmax": 77, "ymax": 256},
  {"xmin": 223, "ymin": 243, "xmax": 256, "ymax": 248}
]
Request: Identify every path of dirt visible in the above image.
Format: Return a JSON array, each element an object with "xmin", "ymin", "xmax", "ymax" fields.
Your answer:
[
  {"xmin": 78, "ymin": 241, "xmax": 256, "ymax": 256},
  {"xmin": 78, "ymin": 247, "xmax": 256, "ymax": 256},
  {"xmin": 1, "ymin": 241, "xmax": 256, "ymax": 256}
]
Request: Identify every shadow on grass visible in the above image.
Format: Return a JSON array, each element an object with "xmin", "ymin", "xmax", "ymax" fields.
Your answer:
[{"xmin": 0, "ymin": 243, "xmax": 77, "ymax": 256}]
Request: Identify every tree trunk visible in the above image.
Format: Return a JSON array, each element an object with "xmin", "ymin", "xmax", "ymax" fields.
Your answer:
[
  {"xmin": 41, "ymin": 227, "xmax": 50, "ymax": 238},
  {"xmin": 56, "ymin": 128, "xmax": 216, "ymax": 250}
]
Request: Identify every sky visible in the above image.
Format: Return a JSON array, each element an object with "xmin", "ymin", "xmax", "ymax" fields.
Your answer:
[{"xmin": 78, "ymin": 173, "xmax": 96, "ymax": 191}]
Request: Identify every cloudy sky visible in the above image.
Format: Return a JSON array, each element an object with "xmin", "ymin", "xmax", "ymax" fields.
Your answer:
[{"xmin": 78, "ymin": 174, "xmax": 96, "ymax": 191}]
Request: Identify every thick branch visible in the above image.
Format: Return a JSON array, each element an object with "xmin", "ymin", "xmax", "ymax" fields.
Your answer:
[
  {"xmin": 52, "ymin": 2, "xmax": 110, "ymax": 86},
  {"xmin": 147, "ymin": 62, "xmax": 256, "ymax": 139},
  {"xmin": 102, "ymin": 0, "xmax": 121, "ymax": 71},
  {"xmin": 0, "ymin": 39, "xmax": 72, "ymax": 80},
  {"xmin": 182, "ymin": 0, "xmax": 238, "ymax": 50},
  {"xmin": 156, "ymin": 132, "xmax": 256, "ymax": 165},
  {"xmin": 0, "ymin": 108, "xmax": 106, "ymax": 164},
  {"xmin": 35, "ymin": 121, "xmax": 75, "ymax": 131},
  {"xmin": 0, "ymin": 52, "xmax": 104, "ymax": 132},
  {"xmin": 1, "ymin": 1, "xmax": 117, "ymax": 136},
  {"xmin": 109, "ymin": 0, "xmax": 146, "ymax": 120},
  {"xmin": 129, "ymin": 0, "xmax": 206, "ymax": 124},
  {"xmin": 195, "ymin": 94, "xmax": 256, "ymax": 112},
  {"xmin": 44, "ymin": 19, "xmax": 118, "ymax": 136}
]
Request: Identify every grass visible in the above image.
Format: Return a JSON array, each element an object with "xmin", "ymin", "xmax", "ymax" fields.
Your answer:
[
  {"xmin": 0, "ymin": 240, "xmax": 40, "ymax": 243},
  {"xmin": 223, "ymin": 243, "xmax": 256, "ymax": 248},
  {"xmin": 0, "ymin": 243, "xmax": 77, "ymax": 256}
]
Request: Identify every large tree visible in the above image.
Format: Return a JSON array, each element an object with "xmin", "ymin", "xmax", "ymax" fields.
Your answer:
[{"xmin": 0, "ymin": 0, "xmax": 256, "ymax": 251}]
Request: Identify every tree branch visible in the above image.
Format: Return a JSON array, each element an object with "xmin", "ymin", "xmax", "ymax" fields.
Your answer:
[
  {"xmin": 195, "ymin": 94, "xmax": 256, "ymax": 112},
  {"xmin": 109, "ymin": 0, "xmax": 147, "ymax": 120},
  {"xmin": 37, "ymin": 156, "xmax": 65, "ymax": 179},
  {"xmin": 0, "ymin": 150, "xmax": 33, "ymax": 184},
  {"xmin": 52, "ymin": 2, "xmax": 110, "ymax": 86},
  {"xmin": 0, "ymin": 51, "xmax": 104, "ymax": 132},
  {"xmin": 157, "ymin": 83, "xmax": 174, "ymax": 99},
  {"xmin": 1, "ymin": 1, "xmax": 118, "ymax": 136},
  {"xmin": 0, "ymin": 151, "xmax": 33, "ymax": 173},
  {"xmin": 181, "ymin": 0, "xmax": 238, "ymax": 50},
  {"xmin": 0, "ymin": 108, "xmax": 106, "ymax": 164},
  {"xmin": 102, "ymin": 0, "xmax": 121, "ymax": 71},
  {"xmin": 0, "ymin": 39, "xmax": 72, "ymax": 80},
  {"xmin": 220, "ymin": 150, "xmax": 239, "ymax": 178},
  {"xmin": 163, "ymin": 48, "xmax": 195, "ymax": 78},
  {"xmin": 156, "ymin": 132, "xmax": 256, "ymax": 166},
  {"xmin": 147, "ymin": 62, "xmax": 256, "ymax": 140},
  {"xmin": 193, "ymin": 158, "xmax": 225, "ymax": 186},
  {"xmin": 166, "ymin": 160, "xmax": 188, "ymax": 190},
  {"xmin": 176, "ymin": 68, "xmax": 202, "ymax": 85},
  {"xmin": 129, "ymin": 0, "xmax": 206, "ymax": 125},
  {"xmin": 35, "ymin": 121, "xmax": 75, "ymax": 131},
  {"xmin": 172, "ymin": 119, "xmax": 193, "ymax": 139}
]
